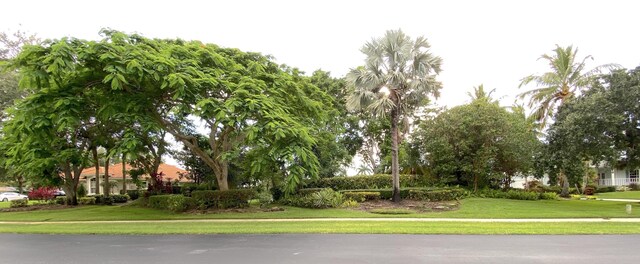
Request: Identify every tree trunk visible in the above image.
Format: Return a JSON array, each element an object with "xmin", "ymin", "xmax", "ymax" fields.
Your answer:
[
  {"xmin": 62, "ymin": 163, "xmax": 78, "ymax": 205},
  {"xmin": 104, "ymin": 156, "xmax": 110, "ymax": 196},
  {"xmin": 17, "ymin": 176, "xmax": 24, "ymax": 194},
  {"xmin": 390, "ymin": 108, "xmax": 401, "ymax": 203},
  {"xmin": 560, "ymin": 171, "xmax": 570, "ymax": 197},
  {"xmin": 122, "ymin": 153, "xmax": 127, "ymax": 194},
  {"xmin": 216, "ymin": 160, "xmax": 229, "ymax": 191},
  {"xmin": 92, "ymin": 147, "xmax": 100, "ymax": 195}
]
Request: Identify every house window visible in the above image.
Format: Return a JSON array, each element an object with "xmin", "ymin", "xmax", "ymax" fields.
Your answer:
[
  {"xmin": 630, "ymin": 169, "xmax": 639, "ymax": 179},
  {"xmin": 598, "ymin": 173, "xmax": 606, "ymax": 180},
  {"xmin": 90, "ymin": 178, "xmax": 96, "ymax": 194}
]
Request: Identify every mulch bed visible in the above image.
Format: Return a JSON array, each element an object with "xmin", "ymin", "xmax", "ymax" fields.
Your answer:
[
  {"xmin": 0, "ymin": 204, "xmax": 75, "ymax": 212},
  {"xmin": 356, "ymin": 199, "xmax": 460, "ymax": 213}
]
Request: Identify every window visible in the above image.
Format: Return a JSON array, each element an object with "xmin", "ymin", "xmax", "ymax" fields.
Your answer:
[
  {"xmin": 630, "ymin": 169, "xmax": 639, "ymax": 179},
  {"xmin": 598, "ymin": 173, "xmax": 606, "ymax": 180}
]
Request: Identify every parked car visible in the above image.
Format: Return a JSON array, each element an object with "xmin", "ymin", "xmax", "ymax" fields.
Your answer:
[
  {"xmin": 0, "ymin": 192, "xmax": 29, "ymax": 202},
  {"xmin": 53, "ymin": 190, "xmax": 66, "ymax": 197}
]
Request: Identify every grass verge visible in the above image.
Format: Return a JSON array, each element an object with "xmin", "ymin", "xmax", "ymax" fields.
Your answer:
[
  {"xmin": 1, "ymin": 198, "xmax": 639, "ymax": 222},
  {"xmin": 1, "ymin": 221, "xmax": 639, "ymax": 235},
  {"xmin": 597, "ymin": 191, "xmax": 640, "ymax": 199}
]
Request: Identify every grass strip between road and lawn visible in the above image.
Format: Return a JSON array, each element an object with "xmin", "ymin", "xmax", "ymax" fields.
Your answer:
[
  {"xmin": 1, "ymin": 198, "xmax": 640, "ymax": 222},
  {"xmin": 1, "ymin": 221, "xmax": 639, "ymax": 235},
  {"xmin": 596, "ymin": 191, "xmax": 640, "ymax": 199}
]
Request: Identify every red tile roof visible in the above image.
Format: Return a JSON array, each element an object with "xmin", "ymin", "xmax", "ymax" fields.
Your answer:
[{"xmin": 80, "ymin": 163, "xmax": 189, "ymax": 182}]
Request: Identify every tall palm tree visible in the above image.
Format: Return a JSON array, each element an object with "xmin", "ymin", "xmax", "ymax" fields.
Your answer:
[
  {"xmin": 347, "ymin": 29, "xmax": 442, "ymax": 202},
  {"xmin": 518, "ymin": 45, "xmax": 619, "ymax": 128},
  {"xmin": 518, "ymin": 45, "xmax": 618, "ymax": 196}
]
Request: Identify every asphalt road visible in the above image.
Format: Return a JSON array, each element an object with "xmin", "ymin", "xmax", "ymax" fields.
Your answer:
[{"xmin": 1, "ymin": 234, "xmax": 638, "ymax": 264}]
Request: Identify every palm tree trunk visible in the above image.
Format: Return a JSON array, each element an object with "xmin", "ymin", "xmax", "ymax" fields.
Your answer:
[
  {"xmin": 390, "ymin": 107, "xmax": 401, "ymax": 203},
  {"xmin": 92, "ymin": 147, "xmax": 100, "ymax": 195}
]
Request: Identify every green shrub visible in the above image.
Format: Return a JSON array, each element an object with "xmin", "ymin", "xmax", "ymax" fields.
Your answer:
[
  {"xmin": 342, "ymin": 192, "xmax": 381, "ymax": 202},
  {"xmin": 166, "ymin": 195, "xmax": 196, "ymax": 212},
  {"xmin": 270, "ymin": 187, "xmax": 284, "ymax": 201},
  {"xmin": 408, "ymin": 188, "xmax": 468, "ymax": 201},
  {"xmin": 77, "ymin": 184, "xmax": 87, "ymax": 198},
  {"xmin": 181, "ymin": 183, "xmax": 216, "ymax": 197},
  {"xmin": 283, "ymin": 189, "xmax": 344, "ymax": 208},
  {"xmin": 55, "ymin": 196, "xmax": 66, "ymax": 205},
  {"xmin": 191, "ymin": 189, "xmax": 256, "ymax": 209},
  {"xmin": 255, "ymin": 191, "xmax": 273, "ymax": 208},
  {"xmin": 629, "ymin": 183, "xmax": 640, "ymax": 191},
  {"xmin": 595, "ymin": 186, "xmax": 617, "ymax": 193},
  {"xmin": 78, "ymin": 197, "xmax": 96, "ymax": 205},
  {"xmin": 341, "ymin": 187, "xmax": 454, "ymax": 200},
  {"xmin": 148, "ymin": 195, "xmax": 172, "ymax": 210},
  {"xmin": 92, "ymin": 195, "xmax": 114, "ymax": 205},
  {"xmin": 126, "ymin": 190, "xmax": 142, "ymax": 200},
  {"xmin": 10, "ymin": 199, "xmax": 28, "ymax": 208},
  {"xmin": 111, "ymin": 194, "xmax": 129, "ymax": 203},
  {"xmin": 539, "ymin": 192, "xmax": 559, "ymax": 200},
  {"xmin": 475, "ymin": 189, "xmax": 541, "ymax": 200},
  {"xmin": 297, "ymin": 188, "xmax": 328, "ymax": 196},
  {"xmin": 341, "ymin": 199, "xmax": 359, "ymax": 208},
  {"xmin": 305, "ymin": 174, "xmax": 421, "ymax": 190},
  {"xmin": 539, "ymin": 185, "xmax": 561, "ymax": 194}
]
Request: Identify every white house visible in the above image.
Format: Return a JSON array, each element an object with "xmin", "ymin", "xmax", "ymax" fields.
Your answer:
[{"xmin": 596, "ymin": 167, "xmax": 639, "ymax": 186}]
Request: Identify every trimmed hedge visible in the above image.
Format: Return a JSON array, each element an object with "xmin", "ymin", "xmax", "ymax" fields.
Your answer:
[
  {"xmin": 341, "ymin": 187, "xmax": 453, "ymax": 200},
  {"xmin": 305, "ymin": 174, "xmax": 421, "ymax": 190},
  {"xmin": 191, "ymin": 189, "xmax": 256, "ymax": 209},
  {"xmin": 342, "ymin": 192, "xmax": 381, "ymax": 202},
  {"xmin": 596, "ymin": 186, "xmax": 616, "ymax": 193},
  {"xmin": 408, "ymin": 188, "xmax": 468, "ymax": 201},
  {"xmin": 148, "ymin": 194, "xmax": 195, "ymax": 212},
  {"xmin": 78, "ymin": 197, "xmax": 96, "ymax": 205},
  {"xmin": 475, "ymin": 189, "xmax": 558, "ymax": 200}
]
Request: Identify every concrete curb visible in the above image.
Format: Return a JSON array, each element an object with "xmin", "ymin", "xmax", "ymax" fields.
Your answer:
[{"xmin": 3, "ymin": 218, "xmax": 640, "ymax": 225}]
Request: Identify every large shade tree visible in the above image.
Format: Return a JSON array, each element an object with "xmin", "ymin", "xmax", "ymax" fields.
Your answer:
[
  {"xmin": 415, "ymin": 86, "xmax": 539, "ymax": 191},
  {"xmin": 346, "ymin": 29, "xmax": 442, "ymax": 202}
]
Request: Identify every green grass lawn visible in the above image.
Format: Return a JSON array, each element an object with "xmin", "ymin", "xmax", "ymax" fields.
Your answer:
[
  {"xmin": 1, "ymin": 198, "xmax": 639, "ymax": 222},
  {"xmin": 597, "ymin": 191, "xmax": 640, "ymax": 199},
  {"xmin": 1, "ymin": 221, "xmax": 639, "ymax": 235}
]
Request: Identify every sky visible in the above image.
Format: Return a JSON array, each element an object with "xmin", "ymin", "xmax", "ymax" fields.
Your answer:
[{"xmin": 3, "ymin": 0, "xmax": 639, "ymax": 172}]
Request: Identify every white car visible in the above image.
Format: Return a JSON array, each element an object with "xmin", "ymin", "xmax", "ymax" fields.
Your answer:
[{"xmin": 0, "ymin": 192, "xmax": 28, "ymax": 202}]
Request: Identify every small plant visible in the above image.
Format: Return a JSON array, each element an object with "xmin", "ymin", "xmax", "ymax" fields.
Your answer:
[
  {"xmin": 10, "ymin": 199, "xmax": 28, "ymax": 208},
  {"xmin": 255, "ymin": 191, "xmax": 273, "ymax": 208},
  {"xmin": 583, "ymin": 186, "xmax": 596, "ymax": 195},
  {"xmin": 309, "ymin": 189, "xmax": 344, "ymax": 208},
  {"xmin": 77, "ymin": 184, "xmax": 87, "ymax": 198},
  {"xmin": 629, "ymin": 183, "xmax": 640, "ymax": 191},
  {"xmin": 540, "ymin": 192, "xmax": 559, "ymax": 200},
  {"xmin": 341, "ymin": 199, "xmax": 359, "ymax": 208}
]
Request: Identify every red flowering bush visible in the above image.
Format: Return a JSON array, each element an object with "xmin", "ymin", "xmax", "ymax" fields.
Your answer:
[{"xmin": 28, "ymin": 187, "xmax": 56, "ymax": 201}]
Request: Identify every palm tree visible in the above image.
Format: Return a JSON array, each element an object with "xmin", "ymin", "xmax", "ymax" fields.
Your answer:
[
  {"xmin": 518, "ymin": 45, "xmax": 618, "ymax": 196},
  {"xmin": 347, "ymin": 29, "xmax": 442, "ymax": 202},
  {"xmin": 518, "ymin": 45, "xmax": 619, "ymax": 128}
]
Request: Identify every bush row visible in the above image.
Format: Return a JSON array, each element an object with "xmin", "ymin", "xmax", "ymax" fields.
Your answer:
[
  {"xmin": 408, "ymin": 189, "xmax": 468, "ymax": 201},
  {"xmin": 305, "ymin": 174, "xmax": 421, "ymax": 190},
  {"xmin": 342, "ymin": 192, "xmax": 381, "ymax": 202},
  {"xmin": 474, "ymin": 189, "xmax": 558, "ymax": 200},
  {"xmin": 148, "ymin": 195, "xmax": 196, "ymax": 212},
  {"xmin": 339, "ymin": 187, "xmax": 458, "ymax": 200},
  {"xmin": 191, "ymin": 189, "xmax": 256, "ymax": 209},
  {"xmin": 281, "ymin": 189, "xmax": 346, "ymax": 208}
]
